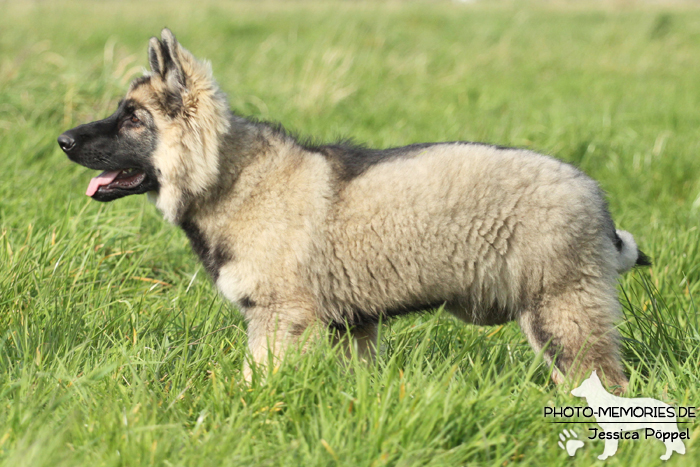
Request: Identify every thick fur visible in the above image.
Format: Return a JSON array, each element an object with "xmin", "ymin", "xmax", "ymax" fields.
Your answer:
[{"xmin": 60, "ymin": 29, "xmax": 651, "ymax": 388}]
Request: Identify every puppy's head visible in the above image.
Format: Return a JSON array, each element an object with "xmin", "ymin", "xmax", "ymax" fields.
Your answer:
[
  {"xmin": 58, "ymin": 93, "xmax": 160, "ymax": 201},
  {"xmin": 59, "ymin": 29, "xmax": 228, "ymax": 217}
]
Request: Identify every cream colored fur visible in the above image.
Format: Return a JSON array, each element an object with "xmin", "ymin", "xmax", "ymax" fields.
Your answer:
[
  {"xmin": 130, "ymin": 30, "xmax": 644, "ymax": 389},
  {"xmin": 133, "ymin": 30, "xmax": 229, "ymax": 223}
]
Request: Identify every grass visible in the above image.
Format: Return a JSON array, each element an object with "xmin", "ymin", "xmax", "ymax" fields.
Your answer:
[{"xmin": 1, "ymin": 1, "xmax": 699, "ymax": 465}]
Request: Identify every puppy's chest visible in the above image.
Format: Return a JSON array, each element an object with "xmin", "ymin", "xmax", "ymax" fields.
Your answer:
[
  {"xmin": 214, "ymin": 253, "xmax": 295, "ymax": 314},
  {"xmin": 180, "ymin": 220, "xmax": 256, "ymax": 310},
  {"xmin": 180, "ymin": 219, "xmax": 232, "ymax": 282},
  {"xmin": 181, "ymin": 217, "xmax": 313, "ymax": 313}
]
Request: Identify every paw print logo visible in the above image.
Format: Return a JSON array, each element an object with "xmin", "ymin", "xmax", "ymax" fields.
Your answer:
[{"xmin": 558, "ymin": 429, "xmax": 584, "ymax": 457}]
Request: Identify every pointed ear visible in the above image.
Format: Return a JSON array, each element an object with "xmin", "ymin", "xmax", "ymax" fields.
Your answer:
[
  {"xmin": 148, "ymin": 37, "xmax": 165, "ymax": 76},
  {"xmin": 147, "ymin": 29, "xmax": 186, "ymax": 88},
  {"xmin": 144, "ymin": 29, "xmax": 217, "ymax": 118},
  {"xmin": 159, "ymin": 28, "xmax": 186, "ymax": 88}
]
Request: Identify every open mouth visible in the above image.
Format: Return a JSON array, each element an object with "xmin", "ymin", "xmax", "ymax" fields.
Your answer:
[{"xmin": 86, "ymin": 169, "xmax": 147, "ymax": 197}]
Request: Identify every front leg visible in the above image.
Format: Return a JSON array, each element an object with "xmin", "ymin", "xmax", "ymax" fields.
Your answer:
[
  {"xmin": 331, "ymin": 322, "xmax": 379, "ymax": 363},
  {"xmin": 242, "ymin": 302, "xmax": 316, "ymax": 382}
]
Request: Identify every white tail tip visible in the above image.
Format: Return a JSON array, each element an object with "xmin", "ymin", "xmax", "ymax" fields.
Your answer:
[{"xmin": 616, "ymin": 230, "xmax": 638, "ymax": 273}]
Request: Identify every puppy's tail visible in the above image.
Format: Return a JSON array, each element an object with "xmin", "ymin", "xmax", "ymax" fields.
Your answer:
[{"xmin": 614, "ymin": 230, "xmax": 652, "ymax": 273}]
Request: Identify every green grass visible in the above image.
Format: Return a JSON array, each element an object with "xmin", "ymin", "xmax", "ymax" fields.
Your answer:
[{"xmin": 1, "ymin": 1, "xmax": 699, "ymax": 465}]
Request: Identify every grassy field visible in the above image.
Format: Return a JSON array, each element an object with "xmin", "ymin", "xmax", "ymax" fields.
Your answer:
[{"xmin": 1, "ymin": 1, "xmax": 699, "ymax": 465}]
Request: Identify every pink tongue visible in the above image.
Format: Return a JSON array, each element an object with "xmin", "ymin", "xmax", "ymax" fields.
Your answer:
[{"xmin": 86, "ymin": 170, "xmax": 121, "ymax": 197}]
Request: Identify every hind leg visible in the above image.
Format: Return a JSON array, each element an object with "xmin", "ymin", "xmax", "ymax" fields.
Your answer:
[{"xmin": 519, "ymin": 276, "xmax": 628, "ymax": 390}]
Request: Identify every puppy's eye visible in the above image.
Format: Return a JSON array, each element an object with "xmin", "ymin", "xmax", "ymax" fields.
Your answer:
[{"xmin": 130, "ymin": 115, "xmax": 140, "ymax": 124}]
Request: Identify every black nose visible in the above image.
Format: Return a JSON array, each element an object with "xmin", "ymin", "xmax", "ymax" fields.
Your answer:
[{"xmin": 57, "ymin": 134, "xmax": 75, "ymax": 152}]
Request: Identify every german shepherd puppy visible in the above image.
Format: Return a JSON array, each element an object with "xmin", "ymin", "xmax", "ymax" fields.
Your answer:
[{"xmin": 59, "ymin": 29, "xmax": 649, "ymax": 388}]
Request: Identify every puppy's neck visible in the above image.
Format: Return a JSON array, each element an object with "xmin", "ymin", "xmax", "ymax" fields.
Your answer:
[{"xmin": 178, "ymin": 114, "xmax": 303, "ymax": 223}]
